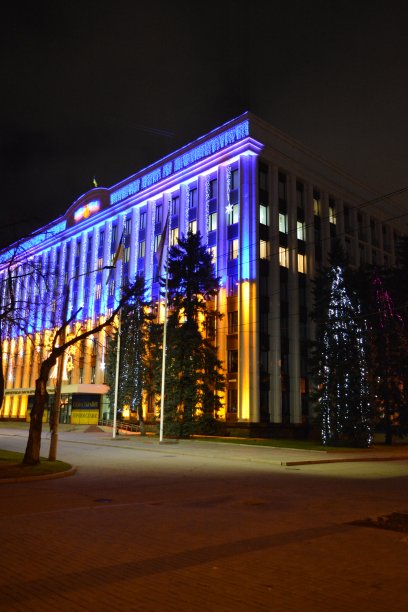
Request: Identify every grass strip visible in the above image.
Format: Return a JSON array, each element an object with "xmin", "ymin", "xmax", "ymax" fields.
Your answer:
[{"xmin": 0, "ymin": 449, "xmax": 72, "ymax": 480}]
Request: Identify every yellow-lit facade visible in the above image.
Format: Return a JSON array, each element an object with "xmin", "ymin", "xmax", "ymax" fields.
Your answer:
[{"xmin": 0, "ymin": 112, "xmax": 405, "ymax": 430}]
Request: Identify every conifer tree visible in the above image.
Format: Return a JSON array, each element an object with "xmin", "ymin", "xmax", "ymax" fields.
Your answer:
[{"xmin": 162, "ymin": 231, "xmax": 225, "ymax": 437}]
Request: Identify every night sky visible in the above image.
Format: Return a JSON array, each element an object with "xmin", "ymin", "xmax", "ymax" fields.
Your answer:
[{"xmin": 1, "ymin": 1, "xmax": 408, "ymax": 248}]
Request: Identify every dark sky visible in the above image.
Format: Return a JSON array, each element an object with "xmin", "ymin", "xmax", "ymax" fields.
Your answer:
[{"xmin": 1, "ymin": 0, "xmax": 408, "ymax": 247}]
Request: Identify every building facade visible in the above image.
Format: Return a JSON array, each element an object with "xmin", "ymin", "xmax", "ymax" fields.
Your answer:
[{"xmin": 0, "ymin": 112, "xmax": 405, "ymax": 427}]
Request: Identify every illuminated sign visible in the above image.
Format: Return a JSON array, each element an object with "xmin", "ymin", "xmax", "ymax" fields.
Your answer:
[
  {"xmin": 110, "ymin": 120, "xmax": 250, "ymax": 205},
  {"xmin": 74, "ymin": 200, "xmax": 100, "ymax": 222}
]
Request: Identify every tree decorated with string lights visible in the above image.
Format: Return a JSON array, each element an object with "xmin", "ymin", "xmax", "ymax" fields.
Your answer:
[
  {"xmin": 106, "ymin": 276, "xmax": 150, "ymax": 431},
  {"xmin": 312, "ymin": 244, "xmax": 373, "ymax": 447}
]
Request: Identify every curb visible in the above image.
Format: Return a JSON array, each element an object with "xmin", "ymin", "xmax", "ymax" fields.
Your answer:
[
  {"xmin": 0, "ymin": 466, "xmax": 77, "ymax": 485},
  {"xmin": 282, "ymin": 456, "xmax": 408, "ymax": 466}
]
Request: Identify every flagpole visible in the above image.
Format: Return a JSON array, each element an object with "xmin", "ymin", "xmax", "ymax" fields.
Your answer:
[
  {"xmin": 159, "ymin": 214, "xmax": 170, "ymax": 443},
  {"xmin": 108, "ymin": 229, "xmax": 125, "ymax": 439}
]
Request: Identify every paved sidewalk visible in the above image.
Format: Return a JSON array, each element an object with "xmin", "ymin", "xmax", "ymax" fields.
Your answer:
[{"xmin": 0, "ymin": 426, "xmax": 407, "ymax": 611}]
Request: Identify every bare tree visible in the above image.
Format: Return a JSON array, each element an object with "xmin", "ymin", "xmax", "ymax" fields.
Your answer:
[
  {"xmin": 22, "ymin": 282, "xmax": 134, "ymax": 465},
  {"xmin": 0, "ymin": 244, "xmax": 44, "ymax": 408}
]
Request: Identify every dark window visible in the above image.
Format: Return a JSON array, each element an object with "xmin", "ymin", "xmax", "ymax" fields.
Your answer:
[
  {"xmin": 189, "ymin": 187, "xmax": 197, "ymax": 209},
  {"xmin": 171, "ymin": 196, "xmax": 179, "ymax": 216},
  {"xmin": 209, "ymin": 179, "xmax": 217, "ymax": 199},
  {"xmin": 228, "ymin": 311, "xmax": 238, "ymax": 334},
  {"xmin": 227, "ymin": 388, "xmax": 238, "ymax": 413},
  {"xmin": 155, "ymin": 204, "xmax": 162, "ymax": 224},
  {"xmin": 140, "ymin": 211, "xmax": 147, "ymax": 230},
  {"xmin": 259, "ymin": 162, "xmax": 268, "ymax": 192},
  {"xmin": 228, "ymin": 350, "xmax": 238, "ymax": 373},
  {"xmin": 230, "ymin": 169, "xmax": 239, "ymax": 190},
  {"xmin": 296, "ymin": 181, "xmax": 304, "ymax": 211},
  {"xmin": 278, "ymin": 173, "xmax": 287, "ymax": 202}
]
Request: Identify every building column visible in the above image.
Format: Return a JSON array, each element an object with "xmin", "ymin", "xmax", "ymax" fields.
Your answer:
[
  {"xmin": 288, "ymin": 175, "xmax": 302, "ymax": 424},
  {"xmin": 238, "ymin": 154, "xmax": 259, "ymax": 422},
  {"xmin": 269, "ymin": 165, "xmax": 282, "ymax": 423}
]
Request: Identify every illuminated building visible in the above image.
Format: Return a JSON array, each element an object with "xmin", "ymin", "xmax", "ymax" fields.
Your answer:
[{"xmin": 0, "ymin": 112, "xmax": 406, "ymax": 429}]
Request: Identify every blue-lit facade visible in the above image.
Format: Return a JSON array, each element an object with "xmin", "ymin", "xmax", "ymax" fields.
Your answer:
[{"xmin": 0, "ymin": 112, "xmax": 404, "ymax": 428}]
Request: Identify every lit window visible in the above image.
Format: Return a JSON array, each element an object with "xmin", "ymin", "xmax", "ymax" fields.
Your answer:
[
  {"xmin": 228, "ymin": 239, "xmax": 239, "ymax": 260},
  {"xmin": 208, "ymin": 212, "xmax": 217, "ymax": 232},
  {"xmin": 260, "ymin": 240, "xmax": 270, "ymax": 260},
  {"xmin": 138, "ymin": 241, "xmax": 146, "ymax": 259},
  {"xmin": 297, "ymin": 221, "xmax": 306, "ymax": 241},
  {"xmin": 279, "ymin": 213, "xmax": 288, "ymax": 233},
  {"xmin": 329, "ymin": 202, "xmax": 336, "ymax": 224},
  {"xmin": 260, "ymin": 204, "xmax": 269, "ymax": 226},
  {"xmin": 208, "ymin": 246, "xmax": 216, "ymax": 263},
  {"xmin": 170, "ymin": 227, "xmax": 179, "ymax": 246},
  {"xmin": 279, "ymin": 246, "xmax": 289, "ymax": 268},
  {"xmin": 95, "ymin": 284, "xmax": 102, "ymax": 300},
  {"xmin": 97, "ymin": 257, "xmax": 103, "ymax": 270},
  {"xmin": 154, "ymin": 234, "xmax": 161, "ymax": 252},
  {"xmin": 188, "ymin": 220, "xmax": 197, "ymax": 234},
  {"xmin": 227, "ymin": 203, "xmax": 239, "ymax": 225},
  {"xmin": 124, "ymin": 247, "xmax": 130, "ymax": 263},
  {"xmin": 298, "ymin": 253, "xmax": 307, "ymax": 273},
  {"xmin": 124, "ymin": 218, "xmax": 131, "ymax": 235},
  {"xmin": 108, "ymin": 280, "xmax": 115, "ymax": 296}
]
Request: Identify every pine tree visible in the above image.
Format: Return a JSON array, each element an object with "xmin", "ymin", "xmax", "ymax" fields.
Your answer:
[{"xmin": 161, "ymin": 231, "xmax": 225, "ymax": 437}]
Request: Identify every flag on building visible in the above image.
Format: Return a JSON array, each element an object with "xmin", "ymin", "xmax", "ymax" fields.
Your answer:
[
  {"xmin": 106, "ymin": 230, "xmax": 125, "ymax": 285},
  {"xmin": 156, "ymin": 212, "xmax": 169, "ymax": 274}
]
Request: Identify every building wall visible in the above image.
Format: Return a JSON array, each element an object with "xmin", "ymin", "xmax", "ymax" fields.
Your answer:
[{"xmin": 0, "ymin": 112, "xmax": 405, "ymax": 426}]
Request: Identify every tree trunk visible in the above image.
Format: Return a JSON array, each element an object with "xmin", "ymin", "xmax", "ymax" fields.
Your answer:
[{"xmin": 23, "ymin": 361, "xmax": 53, "ymax": 465}]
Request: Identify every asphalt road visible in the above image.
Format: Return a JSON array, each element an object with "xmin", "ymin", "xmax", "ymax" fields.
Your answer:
[{"xmin": 0, "ymin": 427, "xmax": 407, "ymax": 611}]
